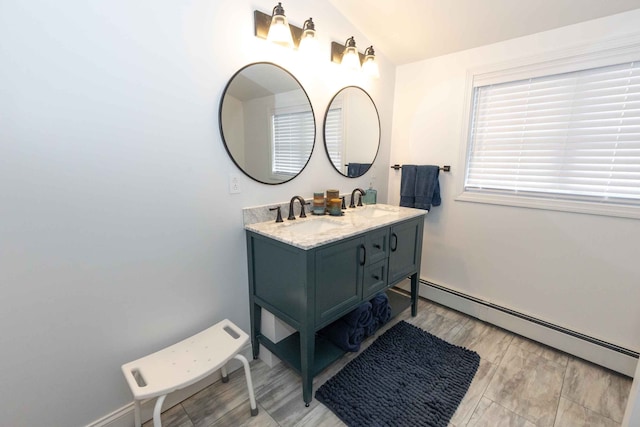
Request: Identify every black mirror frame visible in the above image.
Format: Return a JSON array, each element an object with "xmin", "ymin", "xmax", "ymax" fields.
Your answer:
[
  {"xmin": 323, "ymin": 86, "xmax": 380, "ymax": 178},
  {"xmin": 219, "ymin": 62, "xmax": 316, "ymax": 185}
]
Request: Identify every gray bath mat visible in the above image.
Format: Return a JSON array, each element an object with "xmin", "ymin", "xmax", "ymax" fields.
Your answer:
[{"xmin": 315, "ymin": 320, "xmax": 480, "ymax": 427}]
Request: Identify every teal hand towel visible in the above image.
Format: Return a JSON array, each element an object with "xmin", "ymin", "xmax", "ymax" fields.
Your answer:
[
  {"xmin": 414, "ymin": 165, "xmax": 441, "ymax": 210},
  {"xmin": 400, "ymin": 165, "xmax": 417, "ymax": 207}
]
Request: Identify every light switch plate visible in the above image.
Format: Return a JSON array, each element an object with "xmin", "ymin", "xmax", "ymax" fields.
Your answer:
[{"xmin": 229, "ymin": 174, "xmax": 241, "ymax": 194}]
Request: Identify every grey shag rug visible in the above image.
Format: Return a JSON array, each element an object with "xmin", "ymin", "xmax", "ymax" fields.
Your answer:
[{"xmin": 315, "ymin": 321, "xmax": 480, "ymax": 427}]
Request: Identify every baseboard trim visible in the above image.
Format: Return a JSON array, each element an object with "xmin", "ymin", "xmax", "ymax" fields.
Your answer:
[
  {"xmin": 86, "ymin": 345, "xmax": 253, "ymax": 427},
  {"xmin": 415, "ymin": 280, "xmax": 638, "ymax": 376},
  {"xmin": 87, "ymin": 403, "xmax": 132, "ymax": 427}
]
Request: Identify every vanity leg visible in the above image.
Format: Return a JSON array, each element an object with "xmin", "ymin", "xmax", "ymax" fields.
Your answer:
[
  {"xmin": 250, "ymin": 301, "xmax": 261, "ymax": 359},
  {"xmin": 410, "ymin": 273, "xmax": 418, "ymax": 317},
  {"xmin": 300, "ymin": 328, "xmax": 314, "ymax": 406}
]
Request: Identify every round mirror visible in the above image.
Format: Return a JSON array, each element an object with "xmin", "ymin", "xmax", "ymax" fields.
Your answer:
[
  {"xmin": 219, "ymin": 63, "xmax": 316, "ymax": 184},
  {"xmin": 323, "ymin": 86, "xmax": 380, "ymax": 178}
]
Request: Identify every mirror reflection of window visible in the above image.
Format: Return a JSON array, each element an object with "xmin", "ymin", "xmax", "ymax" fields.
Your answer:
[{"xmin": 271, "ymin": 108, "xmax": 314, "ymax": 178}]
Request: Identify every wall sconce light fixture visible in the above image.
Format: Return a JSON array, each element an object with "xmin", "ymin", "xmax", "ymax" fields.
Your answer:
[
  {"xmin": 330, "ymin": 38, "xmax": 380, "ymax": 77},
  {"xmin": 255, "ymin": 3, "xmax": 316, "ymax": 51}
]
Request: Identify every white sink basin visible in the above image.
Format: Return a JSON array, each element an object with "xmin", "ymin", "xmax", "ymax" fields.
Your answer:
[
  {"xmin": 281, "ymin": 217, "xmax": 347, "ymax": 234},
  {"xmin": 350, "ymin": 205, "xmax": 399, "ymax": 219}
]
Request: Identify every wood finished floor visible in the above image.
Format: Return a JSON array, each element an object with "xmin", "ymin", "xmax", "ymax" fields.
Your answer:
[{"xmin": 144, "ymin": 297, "xmax": 632, "ymax": 427}]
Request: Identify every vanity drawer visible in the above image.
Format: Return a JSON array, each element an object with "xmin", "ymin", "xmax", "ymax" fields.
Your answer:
[
  {"xmin": 363, "ymin": 259, "xmax": 387, "ymax": 300},
  {"xmin": 365, "ymin": 228, "xmax": 389, "ymax": 265}
]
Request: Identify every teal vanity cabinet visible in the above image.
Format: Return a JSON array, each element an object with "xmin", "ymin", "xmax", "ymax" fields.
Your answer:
[{"xmin": 245, "ymin": 215, "xmax": 424, "ymax": 405}]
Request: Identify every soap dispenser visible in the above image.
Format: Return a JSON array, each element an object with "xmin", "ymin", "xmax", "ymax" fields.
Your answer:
[{"xmin": 363, "ymin": 182, "xmax": 377, "ymax": 205}]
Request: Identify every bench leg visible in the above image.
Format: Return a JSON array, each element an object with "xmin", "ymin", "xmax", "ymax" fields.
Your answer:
[
  {"xmin": 134, "ymin": 400, "xmax": 141, "ymax": 427},
  {"xmin": 221, "ymin": 364, "xmax": 229, "ymax": 383},
  {"xmin": 153, "ymin": 394, "xmax": 167, "ymax": 427},
  {"xmin": 233, "ymin": 354, "xmax": 258, "ymax": 416}
]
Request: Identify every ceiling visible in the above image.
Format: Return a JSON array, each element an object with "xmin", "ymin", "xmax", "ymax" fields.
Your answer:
[{"xmin": 328, "ymin": 0, "xmax": 640, "ymax": 65}]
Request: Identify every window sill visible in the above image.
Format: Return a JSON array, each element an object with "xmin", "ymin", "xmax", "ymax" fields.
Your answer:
[{"xmin": 455, "ymin": 191, "xmax": 640, "ymax": 220}]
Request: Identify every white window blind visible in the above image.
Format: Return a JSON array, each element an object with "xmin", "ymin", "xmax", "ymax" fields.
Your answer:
[
  {"xmin": 324, "ymin": 107, "xmax": 344, "ymax": 172},
  {"xmin": 466, "ymin": 60, "xmax": 640, "ymax": 206},
  {"xmin": 272, "ymin": 110, "xmax": 315, "ymax": 176}
]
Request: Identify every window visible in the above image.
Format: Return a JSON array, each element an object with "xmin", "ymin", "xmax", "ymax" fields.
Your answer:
[
  {"xmin": 460, "ymin": 48, "xmax": 640, "ymax": 218},
  {"xmin": 271, "ymin": 109, "xmax": 315, "ymax": 177}
]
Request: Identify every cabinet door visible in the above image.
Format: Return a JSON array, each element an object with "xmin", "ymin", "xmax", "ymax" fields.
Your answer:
[
  {"xmin": 388, "ymin": 218, "xmax": 423, "ymax": 285},
  {"xmin": 314, "ymin": 237, "xmax": 365, "ymax": 326}
]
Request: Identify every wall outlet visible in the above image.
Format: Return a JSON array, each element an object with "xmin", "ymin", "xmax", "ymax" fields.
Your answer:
[{"xmin": 229, "ymin": 174, "xmax": 241, "ymax": 194}]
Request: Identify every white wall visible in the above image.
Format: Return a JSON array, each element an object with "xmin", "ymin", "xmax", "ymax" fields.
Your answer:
[
  {"xmin": 0, "ymin": 1, "xmax": 394, "ymax": 425},
  {"xmin": 390, "ymin": 10, "xmax": 640, "ymax": 354}
]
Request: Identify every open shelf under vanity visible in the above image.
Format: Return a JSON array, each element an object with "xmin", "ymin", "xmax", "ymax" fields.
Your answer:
[{"xmin": 256, "ymin": 288, "xmax": 412, "ymax": 377}]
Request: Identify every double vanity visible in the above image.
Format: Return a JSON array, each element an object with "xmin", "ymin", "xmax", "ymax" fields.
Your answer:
[
  {"xmin": 244, "ymin": 203, "xmax": 426, "ymax": 405},
  {"xmin": 221, "ymin": 60, "xmax": 417, "ymax": 405}
]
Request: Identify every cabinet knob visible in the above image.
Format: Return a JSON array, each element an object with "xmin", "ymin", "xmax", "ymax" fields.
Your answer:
[{"xmin": 373, "ymin": 243, "xmax": 381, "ymax": 249}]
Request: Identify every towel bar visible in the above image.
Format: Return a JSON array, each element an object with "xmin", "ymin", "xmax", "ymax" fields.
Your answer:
[{"xmin": 391, "ymin": 164, "xmax": 450, "ymax": 172}]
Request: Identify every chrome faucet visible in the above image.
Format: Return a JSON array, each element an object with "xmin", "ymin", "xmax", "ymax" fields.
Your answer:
[
  {"xmin": 287, "ymin": 196, "xmax": 309, "ymax": 220},
  {"xmin": 349, "ymin": 188, "xmax": 366, "ymax": 208}
]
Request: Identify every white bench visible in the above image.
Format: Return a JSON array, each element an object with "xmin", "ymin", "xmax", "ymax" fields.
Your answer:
[{"xmin": 121, "ymin": 319, "xmax": 257, "ymax": 427}]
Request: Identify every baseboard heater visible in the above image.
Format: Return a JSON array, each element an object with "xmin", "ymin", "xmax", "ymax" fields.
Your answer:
[{"xmin": 418, "ymin": 280, "xmax": 638, "ymax": 377}]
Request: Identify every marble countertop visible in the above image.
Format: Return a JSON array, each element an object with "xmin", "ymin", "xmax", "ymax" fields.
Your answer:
[{"xmin": 244, "ymin": 204, "xmax": 426, "ymax": 250}]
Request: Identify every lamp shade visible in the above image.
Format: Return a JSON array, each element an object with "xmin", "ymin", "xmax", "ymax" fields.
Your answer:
[
  {"xmin": 266, "ymin": 3, "xmax": 294, "ymax": 47},
  {"xmin": 362, "ymin": 46, "xmax": 379, "ymax": 78},
  {"xmin": 341, "ymin": 36, "xmax": 360, "ymax": 71},
  {"xmin": 298, "ymin": 18, "xmax": 318, "ymax": 54}
]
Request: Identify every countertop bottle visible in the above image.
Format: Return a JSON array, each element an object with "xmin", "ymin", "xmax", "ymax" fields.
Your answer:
[{"xmin": 363, "ymin": 183, "xmax": 377, "ymax": 204}]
